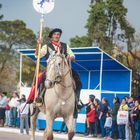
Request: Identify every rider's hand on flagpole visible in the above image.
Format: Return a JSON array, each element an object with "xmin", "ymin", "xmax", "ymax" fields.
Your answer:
[
  {"xmin": 37, "ymin": 38, "xmax": 43, "ymax": 45},
  {"xmin": 35, "ymin": 38, "xmax": 43, "ymax": 56}
]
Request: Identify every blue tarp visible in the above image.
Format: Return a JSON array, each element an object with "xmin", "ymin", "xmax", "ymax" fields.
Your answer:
[{"xmin": 18, "ymin": 47, "xmax": 131, "ymax": 93}]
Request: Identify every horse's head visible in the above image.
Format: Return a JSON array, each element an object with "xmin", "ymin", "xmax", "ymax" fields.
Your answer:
[{"xmin": 45, "ymin": 49, "xmax": 67, "ymax": 88}]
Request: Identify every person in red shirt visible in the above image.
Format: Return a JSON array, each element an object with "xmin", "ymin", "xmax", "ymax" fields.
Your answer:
[{"xmin": 87, "ymin": 103, "xmax": 96, "ymax": 136}]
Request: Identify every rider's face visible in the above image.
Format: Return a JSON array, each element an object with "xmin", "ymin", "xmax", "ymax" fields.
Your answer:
[{"xmin": 51, "ymin": 32, "xmax": 61, "ymax": 42}]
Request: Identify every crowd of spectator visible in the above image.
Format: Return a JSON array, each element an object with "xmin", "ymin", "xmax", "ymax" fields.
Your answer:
[
  {"xmin": 1, "ymin": 90, "xmax": 140, "ymax": 140},
  {"xmin": 85, "ymin": 95, "xmax": 140, "ymax": 140},
  {"xmin": 0, "ymin": 91, "xmax": 29, "ymax": 135}
]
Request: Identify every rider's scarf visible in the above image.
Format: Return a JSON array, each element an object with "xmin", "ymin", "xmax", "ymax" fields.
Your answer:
[{"xmin": 51, "ymin": 41, "xmax": 61, "ymax": 51}]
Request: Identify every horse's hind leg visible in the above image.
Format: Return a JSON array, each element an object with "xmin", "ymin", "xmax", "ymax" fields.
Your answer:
[
  {"xmin": 65, "ymin": 115, "xmax": 75, "ymax": 140},
  {"xmin": 30, "ymin": 106, "xmax": 40, "ymax": 140},
  {"xmin": 43, "ymin": 112, "xmax": 54, "ymax": 140}
]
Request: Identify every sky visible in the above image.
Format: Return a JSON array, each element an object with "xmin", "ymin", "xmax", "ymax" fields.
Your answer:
[{"xmin": 1, "ymin": 0, "xmax": 140, "ymax": 43}]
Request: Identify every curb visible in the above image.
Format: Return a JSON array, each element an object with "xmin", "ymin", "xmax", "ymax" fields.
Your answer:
[{"xmin": 0, "ymin": 127, "xmax": 98, "ymax": 140}]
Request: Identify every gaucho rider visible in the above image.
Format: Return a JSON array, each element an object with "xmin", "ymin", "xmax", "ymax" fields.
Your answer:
[{"xmin": 35, "ymin": 28, "xmax": 82, "ymax": 109}]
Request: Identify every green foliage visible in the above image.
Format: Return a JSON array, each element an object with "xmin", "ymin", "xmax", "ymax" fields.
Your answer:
[
  {"xmin": 19, "ymin": 26, "xmax": 51, "ymax": 86},
  {"xmin": 86, "ymin": 0, "xmax": 108, "ymax": 44},
  {"xmin": 21, "ymin": 57, "xmax": 45, "ymax": 86},
  {"xmin": 42, "ymin": 27, "xmax": 52, "ymax": 44},
  {"xmin": 70, "ymin": 36, "xmax": 92, "ymax": 48},
  {"xmin": 0, "ymin": 20, "xmax": 36, "ymax": 49},
  {"xmin": 0, "ymin": 4, "xmax": 3, "ymax": 20},
  {"xmin": 21, "ymin": 58, "xmax": 36, "ymax": 86},
  {"xmin": 85, "ymin": 0, "xmax": 135, "ymax": 53},
  {"xmin": 0, "ymin": 20, "xmax": 36, "ymax": 91},
  {"xmin": 69, "ymin": 0, "xmax": 140, "ymax": 96}
]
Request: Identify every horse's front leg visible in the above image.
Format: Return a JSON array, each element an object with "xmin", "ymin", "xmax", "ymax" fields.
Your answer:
[
  {"xmin": 30, "ymin": 105, "xmax": 40, "ymax": 140},
  {"xmin": 43, "ymin": 112, "xmax": 54, "ymax": 140},
  {"xmin": 65, "ymin": 115, "xmax": 75, "ymax": 140}
]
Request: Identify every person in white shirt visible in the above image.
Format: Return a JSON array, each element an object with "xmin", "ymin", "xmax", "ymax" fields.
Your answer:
[
  {"xmin": 104, "ymin": 112, "xmax": 112, "ymax": 140},
  {"xmin": 9, "ymin": 92, "xmax": 19, "ymax": 127},
  {"xmin": 18, "ymin": 94, "xmax": 29, "ymax": 135}
]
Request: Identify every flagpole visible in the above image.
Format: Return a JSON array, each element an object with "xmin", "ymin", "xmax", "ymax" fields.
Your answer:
[
  {"xmin": 33, "ymin": 0, "xmax": 55, "ymax": 103},
  {"xmin": 34, "ymin": 14, "xmax": 44, "ymax": 102}
]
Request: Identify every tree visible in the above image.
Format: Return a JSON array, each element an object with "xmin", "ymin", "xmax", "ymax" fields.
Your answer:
[
  {"xmin": 21, "ymin": 26, "xmax": 51, "ymax": 86},
  {"xmin": 70, "ymin": 36, "xmax": 92, "ymax": 48},
  {"xmin": 86, "ymin": 0, "xmax": 135, "ymax": 53},
  {"xmin": 0, "ymin": 4, "xmax": 3, "ymax": 20},
  {"xmin": 0, "ymin": 20, "xmax": 36, "ymax": 91},
  {"xmin": 0, "ymin": 20, "xmax": 36, "ymax": 73},
  {"xmin": 69, "ymin": 0, "xmax": 140, "ymax": 96},
  {"xmin": 42, "ymin": 27, "xmax": 52, "ymax": 44}
]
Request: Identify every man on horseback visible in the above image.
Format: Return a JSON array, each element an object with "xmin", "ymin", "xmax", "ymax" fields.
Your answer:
[
  {"xmin": 30, "ymin": 28, "xmax": 81, "ymax": 140},
  {"xmin": 35, "ymin": 28, "xmax": 75, "ymax": 62},
  {"xmin": 35, "ymin": 28, "xmax": 82, "ymax": 110}
]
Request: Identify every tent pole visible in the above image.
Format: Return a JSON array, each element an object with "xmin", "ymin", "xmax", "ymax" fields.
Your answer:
[
  {"xmin": 130, "ymin": 70, "xmax": 132, "ymax": 96},
  {"xmin": 19, "ymin": 54, "xmax": 23, "ymax": 95},
  {"xmin": 88, "ymin": 71, "xmax": 91, "ymax": 89},
  {"xmin": 99, "ymin": 52, "xmax": 103, "ymax": 95}
]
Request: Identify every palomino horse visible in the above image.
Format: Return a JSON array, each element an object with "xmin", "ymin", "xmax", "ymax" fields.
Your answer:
[{"xmin": 31, "ymin": 50, "xmax": 75, "ymax": 140}]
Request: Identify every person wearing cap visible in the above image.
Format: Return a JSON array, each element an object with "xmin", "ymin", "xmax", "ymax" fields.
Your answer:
[{"xmin": 35, "ymin": 28, "xmax": 75, "ymax": 61}]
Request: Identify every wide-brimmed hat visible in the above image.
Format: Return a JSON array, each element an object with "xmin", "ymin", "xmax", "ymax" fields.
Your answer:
[{"xmin": 48, "ymin": 28, "xmax": 62, "ymax": 38}]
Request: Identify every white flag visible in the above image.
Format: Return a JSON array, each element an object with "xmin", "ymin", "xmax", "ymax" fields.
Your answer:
[{"xmin": 33, "ymin": 0, "xmax": 55, "ymax": 14}]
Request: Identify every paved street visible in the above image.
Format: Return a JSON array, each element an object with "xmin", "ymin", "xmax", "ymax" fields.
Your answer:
[
  {"xmin": 0, "ymin": 132, "xmax": 66, "ymax": 140},
  {"xmin": 0, "ymin": 127, "xmax": 100, "ymax": 140}
]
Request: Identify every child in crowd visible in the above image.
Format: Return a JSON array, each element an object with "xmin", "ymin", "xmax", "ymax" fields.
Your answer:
[
  {"xmin": 87, "ymin": 103, "xmax": 95, "ymax": 137},
  {"xmin": 104, "ymin": 112, "xmax": 112, "ymax": 140},
  {"xmin": 85, "ymin": 94, "xmax": 95, "ymax": 135}
]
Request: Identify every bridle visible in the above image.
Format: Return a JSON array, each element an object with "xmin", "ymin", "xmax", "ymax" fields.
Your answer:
[{"xmin": 46, "ymin": 53, "xmax": 72, "ymax": 88}]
